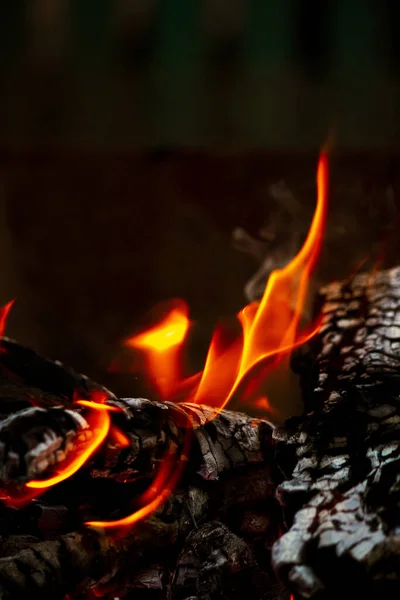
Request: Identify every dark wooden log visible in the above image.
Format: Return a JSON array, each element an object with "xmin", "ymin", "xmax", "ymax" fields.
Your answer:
[
  {"xmin": 0, "ymin": 340, "xmax": 284, "ymax": 599},
  {"xmin": 0, "ymin": 336, "xmax": 116, "ymax": 414},
  {"xmin": 272, "ymin": 266, "xmax": 400, "ymax": 600},
  {"xmin": 1, "ymin": 262, "xmax": 400, "ymax": 599}
]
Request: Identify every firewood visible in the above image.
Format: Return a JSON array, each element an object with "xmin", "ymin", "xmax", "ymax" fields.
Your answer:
[
  {"xmin": 272, "ymin": 266, "xmax": 400, "ymax": 599},
  {"xmin": 0, "ymin": 263, "xmax": 399, "ymax": 599},
  {"xmin": 0, "ymin": 341, "xmax": 282, "ymax": 599}
]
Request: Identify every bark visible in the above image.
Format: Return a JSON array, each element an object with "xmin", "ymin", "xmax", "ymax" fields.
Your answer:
[
  {"xmin": 0, "ymin": 265, "xmax": 399, "ymax": 599},
  {"xmin": 0, "ymin": 341, "xmax": 282, "ymax": 599},
  {"xmin": 272, "ymin": 266, "xmax": 400, "ymax": 599}
]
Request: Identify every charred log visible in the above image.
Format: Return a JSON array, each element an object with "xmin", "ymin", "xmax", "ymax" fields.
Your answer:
[
  {"xmin": 0, "ymin": 263, "xmax": 399, "ymax": 599},
  {"xmin": 272, "ymin": 266, "xmax": 400, "ymax": 599},
  {"xmin": 0, "ymin": 337, "xmax": 116, "ymax": 415},
  {"xmin": 0, "ymin": 343, "xmax": 282, "ymax": 599}
]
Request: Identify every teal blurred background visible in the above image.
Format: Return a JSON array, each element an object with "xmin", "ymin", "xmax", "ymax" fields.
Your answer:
[{"xmin": 0, "ymin": 0, "xmax": 399, "ymax": 149}]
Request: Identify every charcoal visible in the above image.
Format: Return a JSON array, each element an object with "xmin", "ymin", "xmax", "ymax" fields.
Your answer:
[
  {"xmin": 0, "ymin": 342, "xmax": 282, "ymax": 599},
  {"xmin": 0, "ymin": 268, "xmax": 399, "ymax": 598},
  {"xmin": 272, "ymin": 266, "xmax": 400, "ymax": 599}
]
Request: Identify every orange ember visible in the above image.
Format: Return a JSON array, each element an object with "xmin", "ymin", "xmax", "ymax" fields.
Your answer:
[
  {"xmin": 126, "ymin": 300, "xmax": 190, "ymax": 399},
  {"xmin": 191, "ymin": 150, "xmax": 328, "ymax": 410},
  {"xmin": 26, "ymin": 400, "xmax": 111, "ymax": 490},
  {"xmin": 86, "ymin": 428, "xmax": 192, "ymax": 529},
  {"xmin": 127, "ymin": 151, "xmax": 328, "ymax": 415},
  {"xmin": 110, "ymin": 425, "xmax": 131, "ymax": 448}
]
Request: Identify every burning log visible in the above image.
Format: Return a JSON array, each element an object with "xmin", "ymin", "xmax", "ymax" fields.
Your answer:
[
  {"xmin": 0, "ymin": 260, "xmax": 399, "ymax": 599},
  {"xmin": 272, "ymin": 266, "xmax": 400, "ymax": 599},
  {"xmin": 0, "ymin": 339, "xmax": 285, "ymax": 599}
]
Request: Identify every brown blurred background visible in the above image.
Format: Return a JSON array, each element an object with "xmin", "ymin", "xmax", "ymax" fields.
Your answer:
[{"xmin": 0, "ymin": 1, "xmax": 400, "ymax": 400}]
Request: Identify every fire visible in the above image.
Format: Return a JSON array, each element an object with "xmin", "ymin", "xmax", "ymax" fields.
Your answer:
[
  {"xmin": 26, "ymin": 400, "xmax": 112, "ymax": 490},
  {"xmin": 0, "ymin": 300, "xmax": 14, "ymax": 338},
  {"xmin": 110, "ymin": 425, "xmax": 131, "ymax": 448},
  {"xmin": 128, "ymin": 152, "xmax": 327, "ymax": 413},
  {"xmin": 125, "ymin": 300, "xmax": 190, "ymax": 399},
  {"xmin": 191, "ymin": 151, "xmax": 328, "ymax": 409},
  {"xmin": 0, "ymin": 150, "xmax": 329, "ymax": 536},
  {"xmin": 86, "ymin": 428, "xmax": 192, "ymax": 529},
  {"xmin": 85, "ymin": 149, "xmax": 328, "ymax": 530}
]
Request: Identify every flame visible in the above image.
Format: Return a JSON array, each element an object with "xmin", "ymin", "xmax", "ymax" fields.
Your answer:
[
  {"xmin": 0, "ymin": 300, "xmax": 14, "ymax": 337},
  {"xmin": 126, "ymin": 300, "xmax": 190, "ymax": 399},
  {"xmin": 0, "ymin": 150, "xmax": 328, "ymax": 535},
  {"xmin": 120, "ymin": 150, "xmax": 327, "ymax": 415},
  {"xmin": 86, "ymin": 428, "xmax": 192, "ymax": 529},
  {"xmin": 84, "ymin": 149, "xmax": 328, "ymax": 532},
  {"xmin": 26, "ymin": 400, "xmax": 111, "ymax": 490},
  {"xmin": 110, "ymin": 425, "xmax": 131, "ymax": 448},
  {"xmin": 192, "ymin": 150, "xmax": 328, "ymax": 409},
  {"xmin": 76, "ymin": 400, "xmax": 121, "ymax": 412}
]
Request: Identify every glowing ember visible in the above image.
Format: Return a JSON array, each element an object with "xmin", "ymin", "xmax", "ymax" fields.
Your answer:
[
  {"xmin": 110, "ymin": 425, "xmax": 131, "ymax": 448},
  {"xmin": 26, "ymin": 400, "xmax": 112, "ymax": 490},
  {"xmin": 76, "ymin": 400, "xmax": 121, "ymax": 412},
  {"xmin": 87, "ymin": 149, "xmax": 329, "ymax": 531},
  {"xmin": 126, "ymin": 300, "xmax": 190, "ymax": 399}
]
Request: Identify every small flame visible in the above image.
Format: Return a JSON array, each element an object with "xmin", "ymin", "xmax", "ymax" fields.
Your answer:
[
  {"xmin": 110, "ymin": 426, "xmax": 131, "ymax": 448},
  {"xmin": 126, "ymin": 300, "xmax": 190, "ymax": 399},
  {"xmin": 0, "ymin": 300, "xmax": 14, "ymax": 337},
  {"xmin": 26, "ymin": 400, "xmax": 111, "ymax": 490},
  {"xmin": 86, "ymin": 429, "xmax": 192, "ymax": 529}
]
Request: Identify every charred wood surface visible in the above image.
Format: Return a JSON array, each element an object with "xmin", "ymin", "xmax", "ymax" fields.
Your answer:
[
  {"xmin": 0, "ymin": 341, "xmax": 284, "ymax": 599},
  {"xmin": 0, "ymin": 262, "xmax": 399, "ymax": 600},
  {"xmin": 273, "ymin": 266, "xmax": 400, "ymax": 599}
]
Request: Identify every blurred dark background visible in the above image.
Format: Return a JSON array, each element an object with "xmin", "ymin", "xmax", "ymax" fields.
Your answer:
[{"xmin": 0, "ymin": 1, "xmax": 400, "ymax": 400}]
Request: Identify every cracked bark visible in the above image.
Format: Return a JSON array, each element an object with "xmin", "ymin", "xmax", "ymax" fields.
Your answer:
[
  {"xmin": 0, "ymin": 266, "xmax": 399, "ymax": 598},
  {"xmin": 272, "ymin": 266, "xmax": 400, "ymax": 599},
  {"xmin": 0, "ymin": 340, "xmax": 283, "ymax": 599}
]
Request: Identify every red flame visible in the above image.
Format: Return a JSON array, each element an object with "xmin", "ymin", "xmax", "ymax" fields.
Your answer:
[{"xmin": 0, "ymin": 300, "xmax": 14, "ymax": 338}]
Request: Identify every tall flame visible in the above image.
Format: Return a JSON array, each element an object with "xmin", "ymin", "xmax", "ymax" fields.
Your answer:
[{"xmin": 192, "ymin": 150, "xmax": 328, "ymax": 409}]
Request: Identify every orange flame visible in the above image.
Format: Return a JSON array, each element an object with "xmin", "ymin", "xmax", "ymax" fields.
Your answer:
[
  {"xmin": 126, "ymin": 300, "xmax": 190, "ymax": 399},
  {"xmin": 192, "ymin": 150, "xmax": 328, "ymax": 409},
  {"xmin": 86, "ymin": 428, "xmax": 192, "ymax": 529},
  {"xmin": 26, "ymin": 400, "xmax": 111, "ymax": 490},
  {"xmin": 110, "ymin": 425, "xmax": 131, "ymax": 448},
  {"xmin": 84, "ymin": 149, "xmax": 328, "ymax": 532}
]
